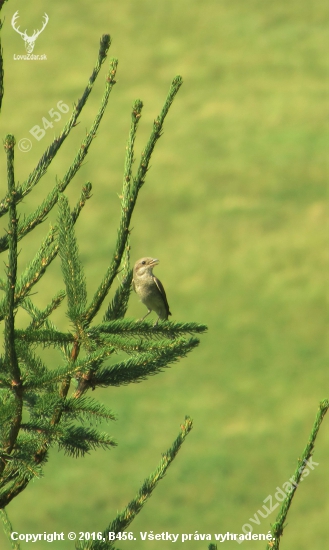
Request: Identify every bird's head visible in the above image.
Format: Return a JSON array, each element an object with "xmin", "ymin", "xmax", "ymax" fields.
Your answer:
[{"xmin": 134, "ymin": 257, "xmax": 159, "ymax": 277}]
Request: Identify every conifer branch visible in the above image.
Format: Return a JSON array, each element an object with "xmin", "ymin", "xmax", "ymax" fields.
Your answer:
[
  {"xmin": 58, "ymin": 426, "xmax": 117, "ymax": 458},
  {"xmin": 17, "ymin": 345, "xmax": 49, "ymax": 383},
  {"xmin": 24, "ymin": 365, "xmax": 76, "ymax": 397},
  {"xmin": 16, "ymin": 419, "xmax": 116, "ymax": 461},
  {"xmin": 8, "ymin": 228, "xmax": 57, "ymax": 310},
  {"xmin": 85, "ymin": 78, "xmax": 182, "ymax": 323},
  {"xmin": 73, "ymin": 347, "xmax": 115, "ymax": 374},
  {"xmin": 266, "ymin": 399, "xmax": 329, "ymax": 549},
  {"xmin": 23, "ymin": 393, "xmax": 63, "ymax": 420},
  {"xmin": 84, "ymin": 99, "xmax": 142, "ymax": 323},
  {"xmin": 1, "ymin": 443, "xmax": 44, "ymax": 481},
  {"xmin": 74, "ymin": 321, "xmax": 206, "ymax": 392},
  {"xmin": 0, "ymin": 35, "xmax": 206, "ymax": 538},
  {"xmin": 88, "ymin": 336, "xmax": 200, "ymax": 390},
  {"xmin": 58, "ymin": 194, "xmax": 87, "ymax": 324},
  {"xmin": 0, "ymin": 477, "xmax": 29, "ymax": 508},
  {"xmin": 59, "ymin": 376, "xmax": 72, "ymax": 399},
  {"xmin": 56, "ymin": 59, "xmax": 117, "ymax": 196},
  {"xmin": 133, "ymin": 76, "xmax": 183, "ymax": 196},
  {"xmin": 22, "ymin": 347, "xmax": 114, "ymax": 391},
  {"xmin": 4, "ymin": 135, "xmax": 19, "ymax": 381},
  {"xmin": 76, "ymin": 417, "xmax": 193, "ymax": 550},
  {"xmin": 0, "ymin": 35, "xmax": 112, "ymax": 220},
  {"xmin": 88, "ymin": 334, "xmax": 176, "ymax": 355},
  {"xmin": 6, "ymin": 57, "xmax": 118, "ymax": 250},
  {"xmin": 61, "ymin": 397, "xmax": 117, "ymax": 424},
  {"xmin": 91, "ymin": 319, "xmax": 207, "ymax": 339},
  {"xmin": 0, "ymin": 36, "xmax": 3, "ymax": 113},
  {"xmin": 0, "ymin": 182, "xmax": 92, "ymax": 321},
  {"xmin": 103, "ymin": 243, "xmax": 132, "ymax": 322},
  {"xmin": 0, "ymin": 88, "xmax": 96, "ymax": 254},
  {"xmin": 0, "ymin": 0, "xmax": 5, "ymax": 110},
  {"xmin": 23, "ymin": 291, "xmax": 66, "ymax": 330},
  {"xmin": 0, "ymin": 182, "xmax": 91, "ymax": 320},
  {"xmin": 0, "ymin": 179, "xmax": 92, "ymax": 253},
  {"xmin": 15, "ymin": 328, "xmax": 74, "ymax": 346},
  {"xmin": 2, "ymin": 135, "xmax": 23, "ymax": 462},
  {"xmin": 71, "ymin": 182, "xmax": 93, "ymax": 224},
  {"xmin": 20, "ymin": 181, "xmax": 92, "ymax": 294},
  {"xmin": 0, "ymin": 471, "xmax": 15, "ymax": 492},
  {"xmin": 0, "ymin": 508, "xmax": 20, "ymax": 550},
  {"xmin": 0, "ymin": 374, "xmax": 10, "ymax": 388},
  {"xmin": 103, "ymin": 269, "xmax": 132, "ymax": 323}
]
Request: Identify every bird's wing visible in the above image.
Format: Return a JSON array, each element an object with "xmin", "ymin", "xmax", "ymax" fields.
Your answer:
[
  {"xmin": 152, "ymin": 275, "xmax": 172, "ymax": 316},
  {"xmin": 132, "ymin": 279, "xmax": 136, "ymax": 292}
]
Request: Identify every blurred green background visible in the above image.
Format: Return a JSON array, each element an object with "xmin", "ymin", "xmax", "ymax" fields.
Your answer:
[{"xmin": 0, "ymin": 0, "xmax": 327, "ymax": 548}]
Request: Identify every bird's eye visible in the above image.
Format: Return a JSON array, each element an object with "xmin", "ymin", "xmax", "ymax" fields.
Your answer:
[{"xmin": 141, "ymin": 261, "xmax": 146, "ymax": 265}]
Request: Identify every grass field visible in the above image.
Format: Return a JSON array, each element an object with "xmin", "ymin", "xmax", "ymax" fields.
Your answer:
[{"xmin": 0, "ymin": 0, "xmax": 327, "ymax": 548}]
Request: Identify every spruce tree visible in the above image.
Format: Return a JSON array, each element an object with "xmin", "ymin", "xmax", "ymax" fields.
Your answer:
[
  {"xmin": 1, "ymin": 4, "xmax": 326, "ymax": 549},
  {"xmin": 0, "ymin": 8, "xmax": 207, "ymax": 548}
]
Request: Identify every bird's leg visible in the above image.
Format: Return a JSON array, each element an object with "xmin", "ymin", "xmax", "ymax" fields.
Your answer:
[
  {"xmin": 139, "ymin": 309, "xmax": 151, "ymax": 322},
  {"xmin": 153, "ymin": 316, "xmax": 160, "ymax": 327}
]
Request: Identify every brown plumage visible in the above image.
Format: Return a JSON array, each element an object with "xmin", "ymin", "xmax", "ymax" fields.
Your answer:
[{"xmin": 132, "ymin": 257, "xmax": 171, "ymax": 324}]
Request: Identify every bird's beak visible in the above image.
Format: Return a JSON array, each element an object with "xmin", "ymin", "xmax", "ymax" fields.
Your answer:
[{"xmin": 150, "ymin": 258, "xmax": 159, "ymax": 266}]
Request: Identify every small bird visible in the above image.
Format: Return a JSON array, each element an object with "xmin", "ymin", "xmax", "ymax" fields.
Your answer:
[{"xmin": 133, "ymin": 257, "xmax": 171, "ymax": 325}]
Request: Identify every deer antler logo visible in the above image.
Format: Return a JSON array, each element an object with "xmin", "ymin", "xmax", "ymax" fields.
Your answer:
[{"xmin": 11, "ymin": 11, "xmax": 49, "ymax": 54}]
